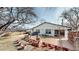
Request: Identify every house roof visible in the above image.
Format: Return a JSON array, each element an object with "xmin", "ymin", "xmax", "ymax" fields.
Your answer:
[{"xmin": 31, "ymin": 22, "xmax": 71, "ymax": 29}]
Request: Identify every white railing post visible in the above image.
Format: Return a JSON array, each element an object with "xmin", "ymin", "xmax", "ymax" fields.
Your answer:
[{"xmin": 65, "ymin": 29, "xmax": 68, "ymax": 40}]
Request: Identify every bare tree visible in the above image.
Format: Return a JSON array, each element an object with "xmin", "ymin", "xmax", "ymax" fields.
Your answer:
[
  {"xmin": 61, "ymin": 7, "xmax": 79, "ymax": 31},
  {"xmin": 0, "ymin": 7, "xmax": 37, "ymax": 32},
  {"xmin": 61, "ymin": 7, "xmax": 79, "ymax": 50}
]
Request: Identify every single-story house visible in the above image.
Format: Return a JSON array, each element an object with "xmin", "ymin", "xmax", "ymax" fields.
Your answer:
[{"xmin": 31, "ymin": 22, "xmax": 70, "ymax": 39}]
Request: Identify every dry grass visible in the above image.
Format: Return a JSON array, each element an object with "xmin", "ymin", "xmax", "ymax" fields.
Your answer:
[
  {"xmin": 0, "ymin": 32, "xmax": 25, "ymax": 51},
  {"xmin": 0, "ymin": 37, "xmax": 16, "ymax": 51}
]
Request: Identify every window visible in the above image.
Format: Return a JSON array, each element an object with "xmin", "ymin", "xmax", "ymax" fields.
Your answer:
[
  {"xmin": 55, "ymin": 30, "xmax": 59, "ymax": 35},
  {"xmin": 60, "ymin": 30, "xmax": 65, "ymax": 36},
  {"xmin": 54, "ymin": 30, "xmax": 65, "ymax": 37},
  {"xmin": 54, "ymin": 30, "xmax": 59, "ymax": 36},
  {"xmin": 36, "ymin": 29, "xmax": 40, "ymax": 33},
  {"xmin": 45, "ymin": 29, "xmax": 51, "ymax": 34}
]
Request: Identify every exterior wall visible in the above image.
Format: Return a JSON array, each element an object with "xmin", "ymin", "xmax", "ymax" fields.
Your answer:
[{"xmin": 32, "ymin": 23, "xmax": 68, "ymax": 37}]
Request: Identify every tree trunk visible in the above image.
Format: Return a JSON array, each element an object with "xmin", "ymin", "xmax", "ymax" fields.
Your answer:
[
  {"xmin": 74, "ymin": 28, "xmax": 79, "ymax": 50},
  {"xmin": 0, "ymin": 19, "xmax": 15, "ymax": 31}
]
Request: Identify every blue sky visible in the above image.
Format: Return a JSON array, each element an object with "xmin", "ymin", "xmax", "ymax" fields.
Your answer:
[{"xmin": 25, "ymin": 7, "xmax": 70, "ymax": 29}]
